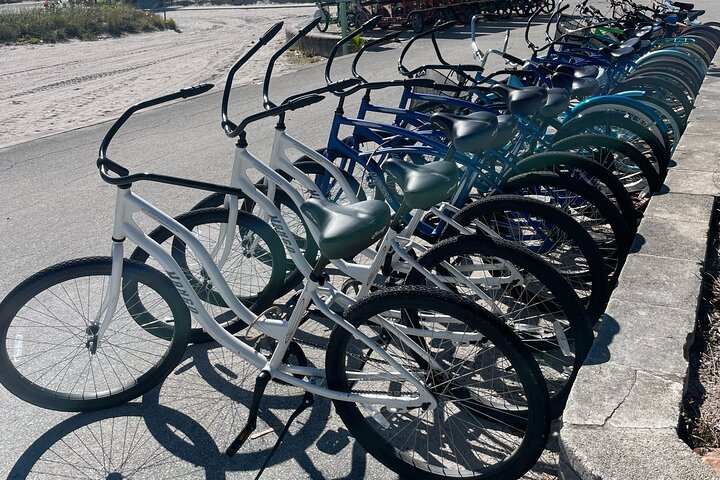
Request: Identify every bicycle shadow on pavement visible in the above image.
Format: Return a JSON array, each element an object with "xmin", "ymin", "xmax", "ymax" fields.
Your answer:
[
  {"xmin": 583, "ymin": 313, "xmax": 620, "ymax": 366},
  {"xmin": 7, "ymin": 341, "xmax": 374, "ymax": 479}
]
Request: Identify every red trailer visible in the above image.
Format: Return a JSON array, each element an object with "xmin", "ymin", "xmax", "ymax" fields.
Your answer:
[{"xmin": 357, "ymin": 0, "xmax": 553, "ymax": 32}]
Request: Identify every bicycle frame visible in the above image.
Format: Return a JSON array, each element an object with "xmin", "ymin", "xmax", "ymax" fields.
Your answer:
[
  {"xmin": 93, "ymin": 184, "xmax": 445, "ymax": 410},
  {"xmin": 220, "ymin": 126, "xmax": 508, "ymax": 314}
]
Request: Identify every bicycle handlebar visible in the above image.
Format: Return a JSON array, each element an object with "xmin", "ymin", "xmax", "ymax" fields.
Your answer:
[
  {"xmin": 263, "ymin": 17, "xmax": 321, "ymax": 109},
  {"xmin": 224, "ymin": 94, "xmax": 326, "ymax": 139},
  {"xmin": 336, "ymin": 77, "xmax": 437, "ymax": 97},
  {"xmin": 397, "ymin": 21, "xmax": 455, "ymax": 77},
  {"xmin": 324, "ymin": 16, "xmax": 381, "ymax": 87},
  {"xmin": 99, "ymin": 83, "xmax": 214, "ymax": 162},
  {"xmin": 95, "ymin": 83, "xmax": 257, "ymax": 196},
  {"xmin": 221, "ymin": 21, "xmax": 284, "ymax": 136},
  {"xmin": 351, "ymin": 31, "xmax": 402, "ymax": 82},
  {"xmin": 546, "ymin": 3, "xmax": 571, "ymax": 41}
]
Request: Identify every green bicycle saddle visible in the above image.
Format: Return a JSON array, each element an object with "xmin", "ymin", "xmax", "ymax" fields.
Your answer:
[
  {"xmin": 300, "ymin": 197, "xmax": 391, "ymax": 260},
  {"xmin": 382, "ymin": 158, "xmax": 459, "ymax": 210}
]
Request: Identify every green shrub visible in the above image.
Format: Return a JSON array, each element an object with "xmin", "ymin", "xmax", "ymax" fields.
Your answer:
[{"xmin": 0, "ymin": 3, "xmax": 177, "ymax": 44}]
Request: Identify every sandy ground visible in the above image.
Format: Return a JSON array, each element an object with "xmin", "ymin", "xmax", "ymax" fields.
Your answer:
[{"xmin": 0, "ymin": 5, "xmax": 317, "ymax": 148}]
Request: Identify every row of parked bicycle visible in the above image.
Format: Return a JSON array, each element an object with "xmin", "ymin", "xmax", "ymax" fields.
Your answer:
[{"xmin": 0, "ymin": 0, "xmax": 717, "ymax": 478}]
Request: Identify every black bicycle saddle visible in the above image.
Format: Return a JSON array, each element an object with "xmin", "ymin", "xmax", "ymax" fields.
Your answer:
[
  {"xmin": 551, "ymin": 73, "xmax": 600, "ymax": 98},
  {"xmin": 555, "ymin": 64, "xmax": 600, "ymax": 79},
  {"xmin": 599, "ymin": 45, "xmax": 635, "ymax": 61},
  {"xmin": 430, "ymin": 111, "xmax": 498, "ymax": 154},
  {"xmin": 491, "ymin": 85, "xmax": 548, "ymax": 116},
  {"xmin": 478, "ymin": 113, "xmax": 518, "ymax": 148},
  {"xmin": 541, "ymin": 88, "xmax": 571, "ymax": 118},
  {"xmin": 300, "ymin": 197, "xmax": 391, "ymax": 259}
]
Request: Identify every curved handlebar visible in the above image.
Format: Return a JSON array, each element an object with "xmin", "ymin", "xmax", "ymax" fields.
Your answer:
[
  {"xmin": 324, "ymin": 16, "xmax": 381, "ymax": 87},
  {"xmin": 282, "ymin": 77, "xmax": 361, "ymax": 105},
  {"xmin": 263, "ymin": 17, "xmax": 321, "ymax": 109},
  {"xmin": 397, "ymin": 21, "xmax": 455, "ymax": 77},
  {"xmin": 99, "ymin": 83, "xmax": 214, "ymax": 161},
  {"xmin": 546, "ymin": 3, "xmax": 570, "ymax": 41},
  {"xmin": 470, "ymin": 15, "xmax": 484, "ymax": 60},
  {"xmin": 336, "ymin": 77, "xmax": 436, "ymax": 97},
  {"xmin": 223, "ymin": 94, "xmax": 325, "ymax": 139},
  {"xmin": 221, "ymin": 21, "xmax": 284, "ymax": 136},
  {"xmin": 351, "ymin": 31, "xmax": 402, "ymax": 82},
  {"xmin": 524, "ymin": 2, "xmax": 549, "ymax": 52}
]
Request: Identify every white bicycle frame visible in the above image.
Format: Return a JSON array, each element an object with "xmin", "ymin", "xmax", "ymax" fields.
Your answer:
[
  {"xmin": 92, "ymin": 183, "xmax": 450, "ymax": 410},
  {"xmin": 216, "ymin": 127, "xmax": 512, "ymax": 315}
]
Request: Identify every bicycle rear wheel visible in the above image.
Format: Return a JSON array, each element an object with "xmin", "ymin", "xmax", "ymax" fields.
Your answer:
[
  {"xmin": 129, "ymin": 208, "xmax": 286, "ymax": 344},
  {"xmin": 403, "ymin": 235, "xmax": 593, "ymax": 417},
  {"xmin": 326, "ymin": 286, "xmax": 551, "ymax": 480},
  {"xmin": 0, "ymin": 257, "xmax": 191, "ymax": 411},
  {"xmin": 444, "ymin": 195, "xmax": 610, "ymax": 322}
]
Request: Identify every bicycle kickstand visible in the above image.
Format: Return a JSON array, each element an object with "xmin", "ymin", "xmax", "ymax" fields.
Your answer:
[
  {"xmin": 225, "ymin": 369, "xmax": 272, "ymax": 456},
  {"xmin": 254, "ymin": 390, "xmax": 315, "ymax": 480}
]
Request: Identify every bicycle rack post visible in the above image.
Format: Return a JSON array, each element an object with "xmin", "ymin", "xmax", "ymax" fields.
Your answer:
[{"xmin": 340, "ymin": 0, "xmax": 349, "ymax": 55}]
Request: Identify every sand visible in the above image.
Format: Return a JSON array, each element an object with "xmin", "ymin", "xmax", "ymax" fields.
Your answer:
[{"xmin": 0, "ymin": 5, "xmax": 317, "ymax": 148}]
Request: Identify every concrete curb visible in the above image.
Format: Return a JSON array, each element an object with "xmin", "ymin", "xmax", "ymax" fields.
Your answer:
[
  {"xmin": 557, "ymin": 55, "xmax": 720, "ymax": 478},
  {"xmin": 285, "ymin": 23, "xmax": 360, "ymax": 58}
]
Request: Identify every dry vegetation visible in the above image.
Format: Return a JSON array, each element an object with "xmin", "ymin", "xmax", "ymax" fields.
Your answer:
[
  {"xmin": 682, "ymin": 204, "xmax": 720, "ymax": 473},
  {"xmin": 0, "ymin": 3, "xmax": 176, "ymax": 44}
]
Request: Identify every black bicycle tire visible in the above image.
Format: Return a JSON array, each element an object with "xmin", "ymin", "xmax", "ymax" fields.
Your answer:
[
  {"xmin": 513, "ymin": 151, "xmax": 638, "ymax": 232},
  {"xmin": 403, "ymin": 235, "xmax": 592, "ymax": 417},
  {"xmin": 326, "ymin": 285, "xmax": 552, "ymax": 479},
  {"xmin": 632, "ymin": 59, "xmax": 703, "ymax": 93},
  {"xmin": 551, "ymin": 132, "xmax": 663, "ymax": 196},
  {"xmin": 500, "ymin": 171, "xmax": 632, "ymax": 282},
  {"xmin": 682, "ymin": 26, "xmax": 720, "ymax": 48},
  {"xmin": 675, "ymin": 36, "xmax": 716, "ymax": 64},
  {"xmin": 190, "ymin": 187, "xmax": 321, "ymax": 299},
  {"xmin": 443, "ymin": 194, "xmax": 609, "ymax": 321},
  {"xmin": 0, "ymin": 257, "xmax": 191, "ymax": 411},
  {"xmin": 556, "ymin": 110, "xmax": 671, "ymax": 177},
  {"xmin": 613, "ymin": 75, "xmax": 693, "ymax": 123}
]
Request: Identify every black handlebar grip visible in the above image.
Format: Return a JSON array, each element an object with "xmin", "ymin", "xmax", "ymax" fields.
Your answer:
[
  {"xmin": 180, "ymin": 83, "xmax": 214, "ymax": 98},
  {"xmin": 301, "ymin": 16, "xmax": 323, "ymax": 35},
  {"xmin": 405, "ymin": 78, "xmax": 436, "ymax": 88},
  {"xmin": 558, "ymin": 4, "xmax": 570, "ymax": 14},
  {"xmin": 286, "ymin": 94, "xmax": 325, "ymax": 110},
  {"xmin": 503, "ymin": 53, "xmax": 524, "ymax": 65},
  {"xmin": 330, "ymin": 78, "xmax": 362, "ymax": 91},
  {"xmin": 260, "ymin": 21, "xmax": 284, "ymax": 45},
  {"xmin": 364, "ymin": 15, "xmax": 381, "ymax": 30}
]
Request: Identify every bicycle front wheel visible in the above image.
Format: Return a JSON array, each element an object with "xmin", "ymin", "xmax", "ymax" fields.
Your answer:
[
  {"xmin": 326, "ymin": 286, "xmax": 551, "ymax": 480},
  {"xmin": 0, "ymin": 257, "xmax": 191, "ymax": 411}
]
